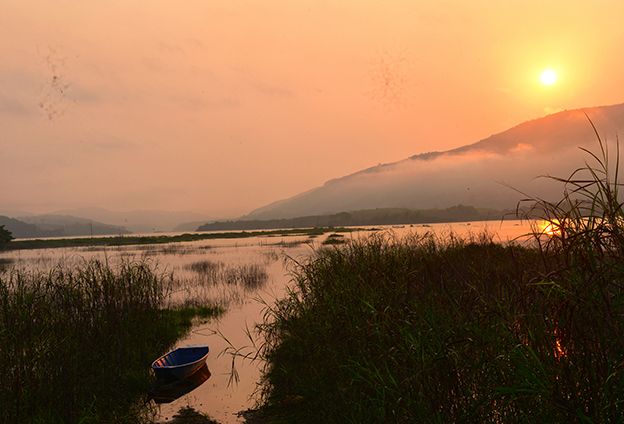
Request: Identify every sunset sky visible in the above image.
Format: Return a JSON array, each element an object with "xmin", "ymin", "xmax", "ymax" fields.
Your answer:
[{"xmin": 2, "ymin": 1, "xmax": 624, "ymax": 218}]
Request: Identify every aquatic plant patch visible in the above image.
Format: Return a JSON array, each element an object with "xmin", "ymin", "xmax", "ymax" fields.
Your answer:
[{"xmin": 0, "ymin": 258, "xmax": 222, "ymax": 423}]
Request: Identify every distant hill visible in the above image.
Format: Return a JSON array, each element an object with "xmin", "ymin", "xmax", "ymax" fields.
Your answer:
[
  {"xmin": 245, "ymin": 103, "xmax": 624, "ymax": 220},
  {"xmin": 1, "ymin": 215, "xmax": 130, "ymax": 239},
  {"xmin": 0, "ymin": 208, "xmax": 216, "ymax": 237},
  {"xmin": 0, "ymin": 216, "xmax": 39, "ymax": 239},
  {"xmin": 174, "ymin": 221, "xmax": 214, "ymax": 232},
  {"xmin": 197, "ymin": 205, "xmax": 512, "ymax": 232},
  {"xmin": 46, "ymin": 207, "xmax": 213, "ymax": 233}
]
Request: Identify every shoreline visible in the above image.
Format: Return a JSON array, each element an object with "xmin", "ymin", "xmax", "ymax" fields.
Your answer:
[{"xmin": 2, "ymin": 227, "xmax": 361, "ymax": 251}]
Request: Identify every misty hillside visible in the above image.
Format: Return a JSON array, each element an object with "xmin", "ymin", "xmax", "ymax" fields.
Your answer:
[
  {"xmin": 45, "ymin": 208, "xmax": 213, "ymax": 234},
  {"xmin": 1, "ymin": 215, "xmax": 130, "ymax": 239},
  {"xmin": 0, "ymin": 208, "xmax": 215, "ymax": 236},
  {"xmin": 246, "ymin": 103, "xmax": 624, "ymax": 220}
]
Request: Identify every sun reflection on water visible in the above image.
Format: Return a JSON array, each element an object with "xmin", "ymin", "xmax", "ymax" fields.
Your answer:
[{"xmin": 539, "ymin": 219, "xmax": 563, "ymax": 237}]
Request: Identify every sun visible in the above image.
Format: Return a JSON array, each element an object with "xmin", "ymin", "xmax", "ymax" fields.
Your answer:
[{"xmin": 540, "ymin": 70, "xmax": 557, "ymax": 85}]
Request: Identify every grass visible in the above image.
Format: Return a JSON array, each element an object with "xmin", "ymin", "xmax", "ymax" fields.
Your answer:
[
  {"xmin": 321, "ymin": 233, "xmax": 348, "ymax": 245},
  {"xmin": 250, "ymin": 123, "xmax": 624, "ymax": 423},
  {"xmin": 170, "ymin": 259, "xmax": 270, "ymax": 309},
  {"xmin": 255, "ymin": 232, "xmax": 548, "ymax": 423},
  {"xmin": 0, "ymin": 258, "xmax": 222, "ymax": 424},
  {"xmin": 184, "ymin": 260, "xmax": 268, "ymax": 291}
]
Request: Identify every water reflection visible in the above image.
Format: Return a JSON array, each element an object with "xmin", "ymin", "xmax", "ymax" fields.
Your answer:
[{"xmin": 148, "ymin": 363, "xmax": 212, "ymax": 404}]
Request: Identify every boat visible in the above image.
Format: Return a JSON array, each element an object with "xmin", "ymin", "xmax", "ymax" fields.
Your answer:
[{"xmin": 151, "ymin": 344, "xmax": 210, "ymax": 381}]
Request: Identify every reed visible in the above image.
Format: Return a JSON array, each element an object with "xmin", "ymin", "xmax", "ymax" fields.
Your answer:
[
  {"xmin": 168, "ymin": 259, "xmax": 270, "ymax": 310},
  {"xmin": 185, "ymin": 259, "xmax": 269, "ymax": 291},
  {"xmin": 253, "ymin": 125, "xmax": 624, "ymax": 422},
  {"xmin": 511, "ymin": 122, "xmax": 624, "ymax": 422},
  {"xmin": 255, "ymin": 233, "xmax": 545, "ymax": 423},
  {"xmin": 0, "ymin": 258, "xmax": 221, "ymax": 424}
]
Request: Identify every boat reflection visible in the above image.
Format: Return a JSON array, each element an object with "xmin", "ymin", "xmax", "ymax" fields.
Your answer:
[{"xmin": 148, "ymin": 363, "xmax": 211, "ymax": 404}]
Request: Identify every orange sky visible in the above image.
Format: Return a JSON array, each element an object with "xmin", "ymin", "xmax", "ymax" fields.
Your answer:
[{"xmin": 2, "ymin": 1, "xmax": 624, "ymax": 218}]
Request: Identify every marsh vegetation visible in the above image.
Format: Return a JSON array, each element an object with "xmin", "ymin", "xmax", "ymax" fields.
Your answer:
[
  {"xmin": 0, "ymin": 258, "xmax": 224, "ymax": 423},
  {"xmin": 0, "ymin": 232, "xmax": 290, "ymax": 423},
  {"xmin": 250, "ymin": 134, "xmax": 624, "ymax": 423}
]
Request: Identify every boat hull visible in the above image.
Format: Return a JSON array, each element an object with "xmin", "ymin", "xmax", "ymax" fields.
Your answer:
[{"xmin": 151, "ymin": 344, "xmax": 210, "ymax": 381}]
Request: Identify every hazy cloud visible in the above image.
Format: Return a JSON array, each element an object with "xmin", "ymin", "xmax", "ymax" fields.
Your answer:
[
  {"xmin": 3, "ymin": 1, "xmax": 624, "ymax": 218},
  {"xmin": 250, "ymin": 82, "xmax": 295, "ymax": 98},
  {"xmin": 0, "ymin": 93, "xmax": 33, "ymax": 115}
]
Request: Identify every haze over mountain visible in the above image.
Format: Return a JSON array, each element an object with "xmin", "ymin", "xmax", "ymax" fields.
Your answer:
[
  {"xmin": 4, "ymin": 103, "xmax": 624, "ymax": 235},
  {"xmin": 0, "ymin": 208, "xmax": 212, "ymax": 235},
  {"xmin": 0, "ymin": 208, "xmax": 213, "ymax": 238},
  {"xmin": 0, "ymin": 214, "xmax": 130, "ymax": 239},
  {"xmin": 245, "ymin": 103, "xmax": 624, "ymax": 221},
  {"xmin": 41, "ymin": 208, "xmax": 213, "ymax": 234}
]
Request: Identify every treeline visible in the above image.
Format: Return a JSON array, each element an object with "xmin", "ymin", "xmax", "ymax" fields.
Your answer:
[{"xmin": 197, "ymin": 205, "xmax": 512, "ymax": 232}]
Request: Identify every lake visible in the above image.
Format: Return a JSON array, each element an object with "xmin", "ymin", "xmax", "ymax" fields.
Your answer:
[{"xmin": 0, "ymin": 219, "xmax": 535, "ymax": 423}]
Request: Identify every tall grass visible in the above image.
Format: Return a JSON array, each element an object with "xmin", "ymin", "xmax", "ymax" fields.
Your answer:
[
  {"xmin": 520, "ymin": 117, "xmax": 624, "ymax": 267},
  {"xmin": 253, "ymin": 126, "xmax": 624, "ymax": 422},
  {"xmin": 177, "ymin": 259, "xmax": 269, "ymax": 308},
  {"xmin": 0, "ymin": 258, "xmax": 218, "ymax": 423},
  {"xmin": 256, "ymin": 233, "xmax": 547, "ymax": 423},
  {"xmin": 514, "ymin": 124, "xmax": 624, "ymax": 422},
  {"xmin": 185, "ymin": 260, "xmax": 269, "ymax": 289}
]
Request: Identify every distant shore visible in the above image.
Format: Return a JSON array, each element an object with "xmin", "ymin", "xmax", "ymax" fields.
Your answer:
[
  {"xmin": 2, "ymin": 227, "xmax": 359, "ymax": 251},
  {"xmin": 198, "ymin": 205, "xmax": 512, "ymax": 232}
]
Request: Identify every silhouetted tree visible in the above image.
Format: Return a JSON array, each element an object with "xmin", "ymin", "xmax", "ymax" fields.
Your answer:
[{"xmin": 0, "ymin": 225, "xmax": 13, "ymax": 246}]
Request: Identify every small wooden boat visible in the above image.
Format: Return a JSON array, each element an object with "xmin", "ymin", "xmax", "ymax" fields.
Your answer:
[{"xmin": 151, "ymin": 344, "xmax": 210, "ymax": 381}]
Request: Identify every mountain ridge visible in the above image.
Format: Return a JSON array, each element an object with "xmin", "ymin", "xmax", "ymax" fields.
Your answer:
[
  {"xmin": 244, "ymin": 103, "xmax": 624, "ymax": 220},
  {"xmin": 28, "ymin": 207, "xmax": 213, "ymax": 234},
  {"xmin": 0, "ymin": 214, "xmax": 130, "ymax": 239},
  {"xmin": 0, "ymin": 208, "xmax": 215, "ymax": 238}
]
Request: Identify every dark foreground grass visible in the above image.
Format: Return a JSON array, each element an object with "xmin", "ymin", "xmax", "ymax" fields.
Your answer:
[
  {"xmin": 254, "ymin": 130, "xmax": 624, "ymax": 423},
  {"xmin": 0, "ymin": 258, "xmax": 222, "ymax": 424},
  {"xmin": 256, "ymin": 234, "xmax": 550, "ymax": 423}
]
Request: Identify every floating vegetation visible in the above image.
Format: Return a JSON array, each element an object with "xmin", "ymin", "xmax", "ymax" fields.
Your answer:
[
  {"xmin": 185, "ymin": 260, "xmax": 269, "ymax": 290},
  {"xmin": 321, "ymin": 233, "xmax": 348, "ymax": 245},
  {"xmin": 165, "ymin": 258, "xmax": 272, "ymax": 308},
  {"xmin": 262, "ymin": 249, "xmax": 281, "ymax": 262}
]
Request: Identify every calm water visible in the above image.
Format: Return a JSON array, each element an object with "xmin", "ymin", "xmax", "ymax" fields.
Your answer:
[{"xmin": 0, "ymin": 220, "xmax": 534, "ymax": 423}]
